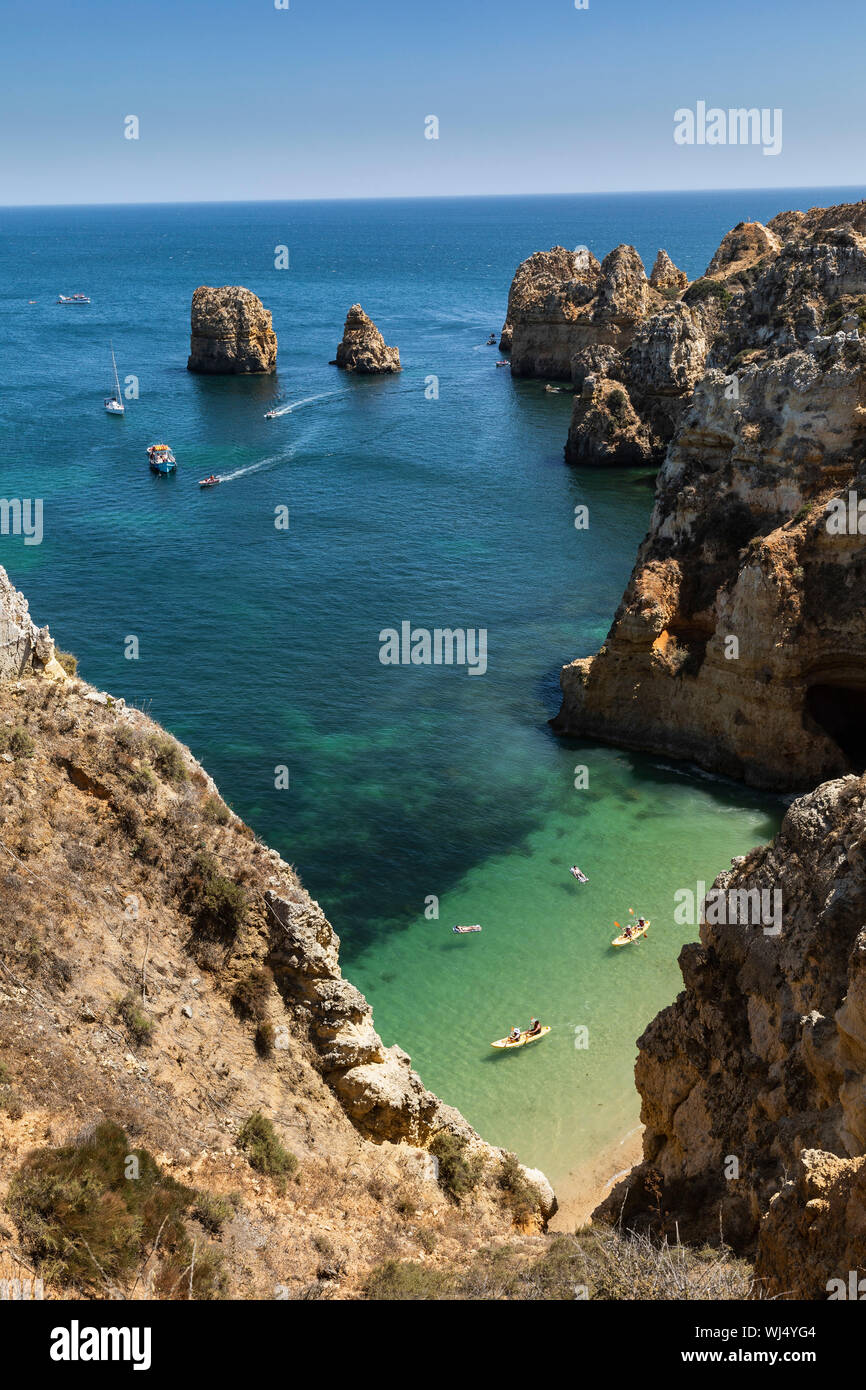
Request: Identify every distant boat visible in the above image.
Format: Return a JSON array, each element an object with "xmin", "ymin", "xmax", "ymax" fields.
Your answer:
[
  {"xmin": 264, "ymin": 408, "xmax": 279, "ymax": 419},
  {"xmin": 148, "ymin": 443, "xmax": 176, "ymax": 474},
  {"xmin": 57, "ymin": 293, "xmax": 90, "ymax": 305},
  {"xmin": 199, "ymin": 474, "xmax": 220, "ymax": 488},
  {"xmin": 104, "ymin": 342, "xmax": 124, "ymax": 415}
]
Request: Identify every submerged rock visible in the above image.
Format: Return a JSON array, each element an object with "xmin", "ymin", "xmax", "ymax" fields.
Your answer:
[
  {"xmin": 187, "ymin": 285, "xmax": 277, "ymax": 374},
  {"xmin": 335, "ymin": 304, "xmax": 401, "ymax": 373}
]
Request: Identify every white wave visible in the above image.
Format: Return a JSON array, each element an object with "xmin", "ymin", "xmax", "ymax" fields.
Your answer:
[
  {"xmin": 216, "ymin": 451, "xmax": 292, "ymax": 483},
  {"xmin": 265, "ymin": 389, "xmax": 339, "ymax": 418}
]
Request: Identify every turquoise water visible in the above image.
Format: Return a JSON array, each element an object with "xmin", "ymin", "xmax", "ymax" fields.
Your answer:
[{"xmin": 3, "ymin": 190, "xmax": 844, "ymax": 1186}]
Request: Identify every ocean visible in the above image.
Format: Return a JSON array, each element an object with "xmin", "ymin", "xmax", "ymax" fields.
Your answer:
[{"xmin": 3, "ymin": 188, "xmax": 855, "ymax": 1196}]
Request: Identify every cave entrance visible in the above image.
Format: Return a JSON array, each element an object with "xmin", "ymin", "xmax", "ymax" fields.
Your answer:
[{"xmin": 805, "ymin": 683, "xmax": 866, "ymax": 770}]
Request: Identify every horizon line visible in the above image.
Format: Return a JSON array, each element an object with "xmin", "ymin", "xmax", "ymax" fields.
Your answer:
[{"xmin": 2, "ymin": 182, "xmax": 865, "ymax": 212}]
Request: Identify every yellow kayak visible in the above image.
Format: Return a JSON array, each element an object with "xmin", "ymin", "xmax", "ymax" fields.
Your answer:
[
  {"xmin": 491, "ymin": 1025, "xmax": 551, "ymax": 1049},
  {"xmin": 612, "ymin": 920, "xmax": 650, "ymax": 947}
]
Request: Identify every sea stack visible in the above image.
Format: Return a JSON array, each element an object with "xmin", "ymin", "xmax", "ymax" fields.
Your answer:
[
  {"xmin": 335, "ymin": 304, "xmax": 401, "ymax": 373},
  {"xmin": 187, "ymin": 285, "xmax": 277, "ymax": 374}
]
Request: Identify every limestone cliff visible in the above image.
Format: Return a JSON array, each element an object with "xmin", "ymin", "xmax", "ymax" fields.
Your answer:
[
  {"xmin": 595, "ymin": 773, "xmax": 866, "ymax": 1297},
  {"xmin": 334, "ymin": 304, "xmax": 401, "ymax": 374},
  {"xmin": 187, "ymin": 285, "xmax": 277, "ymax": 374},
  {"xmin": 0, "ymin": 566, "xmax": 554, "ymax": 1300},
  {"xmin": 500, "ymin": 242, "xmax": 702, "ymax": 464},
  {"xmin": 554, "ymin": 200, "xmax": 866, "ymax": 791}
]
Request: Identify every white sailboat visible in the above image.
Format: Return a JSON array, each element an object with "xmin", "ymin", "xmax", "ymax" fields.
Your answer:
[{"xmin": 104, "ymin": 343, "xmax": 125, "ymax": 415}]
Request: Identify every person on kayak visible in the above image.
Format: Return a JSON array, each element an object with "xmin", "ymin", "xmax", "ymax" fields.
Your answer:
[
  {"xmin": 526, "ymin": 1017, "xmax": 542, "ymax": 1036},
  {"xmin": 509, "ymin": 1025, "xmax": 522, "ymax": 1043}
]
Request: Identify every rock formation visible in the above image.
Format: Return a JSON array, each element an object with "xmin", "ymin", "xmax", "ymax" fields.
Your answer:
[
  {"xmin": 187, "ymin": 285, "xmax": 277, "ymax": 374},
  {"xmin": 594, "ymin": 772, "xmax": 866, "ymax": 1296},
  {"xmin": 500, "ymin": 242, "xmax": 701, "ymax": 464},
  {"xmin": 554, "ymin": 200, "xmax": 866, "ymax": 790},
  {"xmin": 335, "ymin": 304, "xmax": 401, "ymax": 374},
  {"xmin": 0, "ymin": 567, "xmax": 62, "ymax": 680},
  {"xmin": 649, "ymin": 249, "xmax": 689, "ymax": 293}
]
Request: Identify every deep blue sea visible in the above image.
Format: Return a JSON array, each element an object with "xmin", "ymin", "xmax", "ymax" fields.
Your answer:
[{"xmin": 2, "ymin": 188, "xmax": 858, "ymax": 1197}]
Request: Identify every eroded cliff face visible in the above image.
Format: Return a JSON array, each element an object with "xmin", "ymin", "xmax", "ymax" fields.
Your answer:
[
  {"xmin": 554, "ymin": 201, "xmax": 866, "ymax": 791},
  {"xmin": 500, "ymin": 241, "xmax": 705, "ymax": 464},
  {"xmin": 594, "ymin": 774, "xmax": 866, "ymax": 1296},
  {"xmin": 187, "ymin": 285, "xmax": 277, "ymax": 374},
  {"xmin": 0, "ymin": 569, "xmax": 62, "ymax": 680},
  {"xmin": 334, "ymin": 304, "xmax": 401, "ymax": 374}
]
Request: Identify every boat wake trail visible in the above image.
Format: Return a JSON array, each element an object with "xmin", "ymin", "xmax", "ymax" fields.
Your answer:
[
  {"xmin": 267, "ymin": 389, "xmax": 339, "ymax": 418},
  {"xmin": 217, "ymin": 451, "xmax": 293, "ymax": 483}
]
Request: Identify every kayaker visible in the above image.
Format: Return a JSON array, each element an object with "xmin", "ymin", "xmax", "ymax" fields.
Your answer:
[
  {"xmin": 527, "ymin": 1017, "xmax": 542, "ymax": 1036},
  {"xmin": 509, "ymin": 1025, "xmax": 521, "ymax": 1043}
]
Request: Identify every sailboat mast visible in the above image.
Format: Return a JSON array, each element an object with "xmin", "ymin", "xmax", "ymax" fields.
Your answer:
[{"xmin": 110, "ymin": 341, "xmax": 122, "ymax": 401}]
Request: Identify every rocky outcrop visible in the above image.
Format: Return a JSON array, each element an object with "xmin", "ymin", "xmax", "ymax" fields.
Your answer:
[
  {"xmin": 335, "ymin": 304, "xmax": 401, "ymax": 374},
  {"xmin": 555, "ymin": 200, "xmax": 866, "ymax": 789},
  {"xmin": 755, "ymin": 1150, "xmax": 866, "ymax": 1298},
  {"xmin": 649, "ymin": 249, "xmax": 688, "ymax": 293},
  {"xmin": 501, "ymin": 241, "xmax": 706, "ymax": 464},
  {"xmin": 594, "ymin": 773, "xmax": 866, "ymax": 1289},
  {"xmin": 0, "ymin": 568, "xmax": 62, "ymax": 680},
  {"xmin": 187, "ymin": 285, "xmax": 277, "ymax": 374}
]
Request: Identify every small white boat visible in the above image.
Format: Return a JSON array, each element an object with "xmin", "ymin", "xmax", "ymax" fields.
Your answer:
[
  {"xmin": 57, "ymin": 293, "xmax": 90, "ymax": 305},
  {"xmin": 264, "ymin": 408, "xmax": 279, "ymax": 419},
  {"xmin": 104, "ymin": 342, "xmax": 124, "ymax": 415}
]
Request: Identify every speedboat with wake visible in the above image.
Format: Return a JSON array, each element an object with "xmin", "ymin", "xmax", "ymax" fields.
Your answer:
[
  {"xmin": 148, "ymin": 443, "xmax": 176, "ymax": 474},
  {"xmin": 199, "ymin": 474, "xmax": 220, "ymax": 488},
  {"xmin": 264, "ymin": 408, "xmax": 280, "ymax": 419}
]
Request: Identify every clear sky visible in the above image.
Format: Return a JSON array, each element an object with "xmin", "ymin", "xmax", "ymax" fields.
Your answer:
[{"xmin": 2, "ymin": 0, "xmax": 863, "ymax": 205}]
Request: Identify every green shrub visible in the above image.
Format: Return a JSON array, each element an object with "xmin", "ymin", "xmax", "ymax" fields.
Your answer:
[
  {"xmin": 184, "ymin": 851, "xmax": 247, "ymax": 940},
  {"xmin": 429, "ymin": 1131, "xmax": 485, "ymax": 1202},
  {"xmin": 191, "ymin": 1190, "xmax": 233, "ymax": 1234},
  {"xmin": 8, "ymin": 728, "xmax": 35, "ymax": 758},
  {"xmin": 148, "ymin": 735, "xmax": 188, "ymax": 784},
  {"xmin": 115, "ymin": 992, "xmax": 154, "ymax": 1047},
  {"xmin": 7, "ymin": 1121, "xmax": 225, "ymax": 1298},
  {"xmin": 202, "ymin": 795, "xmax": 231, "ymax": 826},
  {"xmin": 497, "ymin": 1152, "xmax": 540, "ymax": 1225},
  {"xmin": 606, "ymin": 387, "xmax": 629, "ymax": 422},
  {"xmin": 237, "ymin": 1112, "xmax": 297, "ymax": 1183},
  {"xmin": 127, "ymin": 764, "xmax": 156, "ymax": 797},
  {"xmin": 683, "ymin": 277, "xmax": 732, "ymax": 308},
  {"xmin": 231, "ymin": 968, "xmax": 273, "ymax": 1023},
  {"xmin": 364, "ymin": 1259, "xmax": 451, "ymax": 1301},
  {"xmin": 55, "ymin": 650, "xmax": 78, "ymax": 677}
]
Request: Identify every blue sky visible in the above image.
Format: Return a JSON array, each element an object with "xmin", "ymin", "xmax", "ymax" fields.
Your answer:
[{"xmin": 2, "ymin": 0, "xmax": 863, "ymax": 204}]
